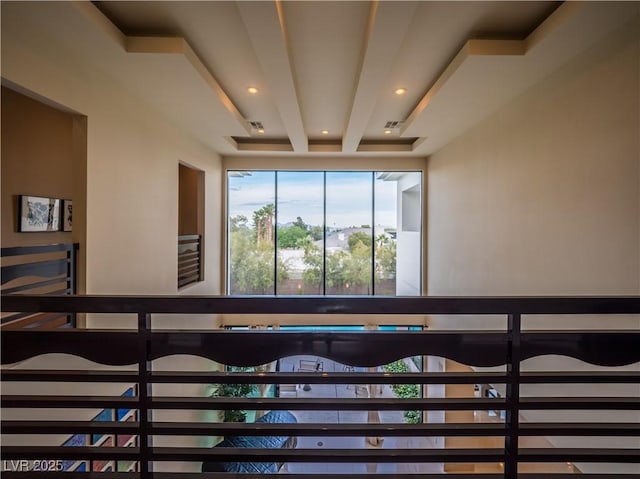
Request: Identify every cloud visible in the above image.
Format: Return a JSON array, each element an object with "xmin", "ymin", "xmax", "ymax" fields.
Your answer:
[{"xmin": 228, "ymin": 171, "xmax": 410, "ymax": 228}]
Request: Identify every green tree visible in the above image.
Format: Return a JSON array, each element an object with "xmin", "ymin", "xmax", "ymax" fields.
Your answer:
[
  {"xmin": 375, "ymin": 234, "xmax": 396, "ymax": 280},
  {"xmin": 277, "ymin": 224, "xmax": 308, "ymax": 248},
  {"xmin": 229, "ymin": 208, "xmax": 289, "ymax": 294},
  {"xmin": 301, "ymin": 239, "xmax": 323, "ymax": 290},
  {"xmin": 309, "ymin": 225, "xmax": 324, "ymax": 241},
  {"xmin": 253, "ymin": 203, "xmax": 275, "ymax": 243},
  {"xmin": 383, "ymin": 360, "xmax": 420, "ymax": 424},
  {"xmin": 292, "ymin": 216, "xmax": 308, "ymax": 230},
  {"xmin": 348, "ymin": 231, "xmax": 372, "ymax": 252},
  {"xmin": 343, "ymin": 241, "xmax": 372, "ymax": 291},
  {"xmin": 213, "ymin": 366, "xmax": 257, "ymax": 423},
  {"xmin": 230, "ymin": 214, "xmax": 248, "ymax": 232}
]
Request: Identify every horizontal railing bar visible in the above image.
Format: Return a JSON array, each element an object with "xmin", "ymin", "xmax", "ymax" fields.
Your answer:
[
  {"xmin": 152, "ymin": 475, "xmax": 640, "ymax": 479},
  {"xmin": 0, "ymin": 395, "xmax": 505, "ymax": 410},
  {"xmin": 178, "ymin": 234, "xmax": 200, "ymax": 241},
  {"xmin": 0, "ymin": 445, "xmax": 506, "ymax": 462},
  {"xmin": 150, "ymin": 371, "xmax": 508, "ymax": 385},
  {"xmin": 3, "ymin": 294, "xmax": 639, "ymax": 314},
  {"xmin": 0, "ymin": 474, "xmax": 503, "ymax": 479},
  {"xmin": 1, "ymin": 421, "xmax": 506, "ymax": 436},
  {"xmin": 0, "ymin": 369, "xmax": 510, "ymax": 384},
  {"xmin": 6, "ymin": 395, "xmax": 638, "ymax": 410},
  {"xmin": 0, "ymin": 370, "xmax": 139, "ymax": 382},
  {"xmin": 519, "ymin": 423, "xmax": 640, "ymax": 436},
  {"xmin": 162, "ymin": 447, "xmax": 506, "ymax": 462},
  {"xmin": 0, "ymin": 420, "xmax": 640, "ymax": 437},
  {"xmin": 3, "ymin": 369, "xmax": 637, "ymax": 386},
  {"xmin": 520, "ymin": 371, "xmax": 640, "ymax": 383},
  {"xmin": 0, "ymin": 243, "xmax": 74, "ymax": 256},
  {"xmin": 519, "ymin": 397, "xmax": 640, "ymax": 409},
  {"xmin": 1, "ymin": 421, "xmax": 137, "ymax": 435},
  {"xmin": 518, "ymin": 448, "xmax": 640, "ymax": 462},
  {"xmin": 5, "ymin": 420, "xmax": 637, "ymax": 437},
  {"xmin": 5, "ymin": 395, "xmax": 638, "ymax": 411},
  {"xmin": 157, "ymin": 397, "xmax": 505, "ymax": 411},
  {"xmin": 0, "ymin": 446, "xmax": 140, "ymax": 460},
  {"xmin": 1, "ymin": 277, "xmax": 68, "ymax": 295},
  {"xmin": 1, "ymin": 260, "xmax": 69, "ymax": 285},
  {"xmin": 2, "ymin": 474, "xmax": 639, "ymax": 479},
  {"xmin": 1, "ymin": 395, "xmax": 137, "ymax": 408}
]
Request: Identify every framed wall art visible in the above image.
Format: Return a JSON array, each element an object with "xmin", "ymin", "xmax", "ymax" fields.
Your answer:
[
  {"xmin": 18, "ymin": 195, "xmax": 61, "ymax": 232},
  {"xmin": 62, "ymin": 199, "xmax": 73, "ymax": 232}
]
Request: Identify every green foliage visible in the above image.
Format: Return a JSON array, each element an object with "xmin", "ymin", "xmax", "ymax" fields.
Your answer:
[
  {"xmin": 308, "ymin": 225, "xmax": 324, "ymax": 241},
  {"xmin": 213, "ymin": 366, "xmax": 257, "ymax": 423},
  {"xmin": 383, "ymin": 360, "xmax": 421, "ymax": 424},
  {"xmin": 230, "ymin": 209, "xmax": 397, "ymax": 294},
  {"xmin": 277, "ymin": 224, "xmax": 308, "ymax": 248},
  {"xmin": 301, "ymin": 241, "xmax": 323, "ymax": 289},
  {"xmin": 292, "ymin": 216, "xmax": 307, "ymax": 230},
  {"xmin": 375, "ymin": 234, "xmax": 396, "ymax": 280},
  {"xmin": 229, "ymin": 214, "xmax": 288, "ymax": 294},
  {"xmin": 252, "ymin": 204, "xmax": 275, "ymax": 243},
  {"xmin": 347, "ymin": 231, "xmax": 372, "ymax": 252}
]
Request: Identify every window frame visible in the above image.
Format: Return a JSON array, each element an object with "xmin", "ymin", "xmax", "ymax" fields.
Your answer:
[{"xmin": 225, "ymin": 169, "xmax": 423, "ymax": 296}]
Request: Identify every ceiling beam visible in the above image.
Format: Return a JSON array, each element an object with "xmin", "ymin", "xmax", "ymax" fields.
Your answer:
[
  {"xmin": 126, "ymin": 36, "xmax": 251, "ymax": 136},
  {"xmin": 237, "ymin": 0, "xmax": 308, "ymax": 153},
  {"xmin": 342, "ymin": 1, "xmax": 418, "ymax": 153},
  {"xmin": 400, "ymin": 38, "xmax": 526, "ymax": 137}
]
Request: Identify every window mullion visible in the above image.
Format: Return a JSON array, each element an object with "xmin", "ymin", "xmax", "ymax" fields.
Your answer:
[
  {"xmin": 371, "ymin": 171, "xmax": 375, "ymax": 296},
  {"xmin": 274, "ymin": 172, "xmax": 278, "ymax": 295},
  {"xmin": 323, "ymin": 171, "xmax": 327, "ymax": 296}
]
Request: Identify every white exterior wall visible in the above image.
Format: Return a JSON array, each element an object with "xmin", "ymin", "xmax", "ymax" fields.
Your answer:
[{"xmin": 396, "ymin": 172, "xmax": 422, "ymax": 296}]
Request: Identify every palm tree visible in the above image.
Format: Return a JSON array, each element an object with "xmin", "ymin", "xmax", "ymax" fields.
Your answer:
[{"xmin": 253, "ymin": 203, "xmax": 275, "ymax": 243}]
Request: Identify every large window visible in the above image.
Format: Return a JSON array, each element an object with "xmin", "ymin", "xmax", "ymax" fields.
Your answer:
[{"xmin": 227, "ymin": 171, "xmax": 421, "ymax": 296}]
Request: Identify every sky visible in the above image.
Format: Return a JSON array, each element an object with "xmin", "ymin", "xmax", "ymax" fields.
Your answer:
[{"xmin": 228, "ymin": 171, "xmax": 417, "ymax": 228}]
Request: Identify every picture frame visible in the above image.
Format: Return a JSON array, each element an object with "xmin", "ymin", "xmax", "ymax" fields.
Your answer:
[
  {"xmin": 62, "ymin": 199, "xmax": 73, "ymax": 232},
  {"xmin": 18, "ymin": 195, "xmax": 61, "ymax": 232}
]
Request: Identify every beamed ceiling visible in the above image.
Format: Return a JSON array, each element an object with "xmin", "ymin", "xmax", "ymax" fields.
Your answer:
[{"xmin": 4, "ymin": 1, "xmax": 638, "ymax": 157}]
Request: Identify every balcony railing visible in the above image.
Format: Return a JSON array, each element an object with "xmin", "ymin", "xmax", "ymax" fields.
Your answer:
[
  {"xmin": 1, "ymin": 243, "xmax": 78, "ymax": 329},
  {"xmin": 1, "ymin": 295, "xmax": 639, "ymax": 478},
  {"xmin": 178, "ymin": 235, "xmax": 201, "ymax": 288}
]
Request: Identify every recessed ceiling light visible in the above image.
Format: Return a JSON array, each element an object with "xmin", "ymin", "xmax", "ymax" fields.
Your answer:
[
  {"xmin": 321, "ymin": 130, "xmax": 329, "ymax": 135},
  {"xmin": 257, "ymin": 128, "xmax": 265, "ymax": 134},
  {"xmin": 394, "ymin": 88, "xmax": 407, "ymax": 95},
  {"xmin": 247, "ymin": 87, "xmax": 258, "ymax": 94},
  {"xmin": 384, "ymin": 129, "xmax": 392, "ymax": 135}
]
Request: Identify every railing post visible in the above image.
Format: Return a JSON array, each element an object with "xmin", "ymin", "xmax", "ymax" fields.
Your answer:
[
  {"xmin": 68, "ymin": 243, "xmax": 78, "ymax": 327},
  {"xmin": 505, "ymin": 313, "xmax": 521, "ymax": 478},
  {"xmin": 138, "ymin": 313, "xmax": 153, "ymax": 478}
]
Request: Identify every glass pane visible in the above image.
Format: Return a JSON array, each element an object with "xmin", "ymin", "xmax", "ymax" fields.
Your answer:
[
  {"xmin": 227, "ymin": 171, "xmax": 275, "ymax": 294},
  {"xmin": 276, "ymin": 172, "xmax": 324, "ymax": 294},
  {"xmin": 375, "ymin": 172, "xmax": 421, "ymax": 296},
  {"xmin": 325, "ymin": 172, "xmax": 373, "ymax": 295}
]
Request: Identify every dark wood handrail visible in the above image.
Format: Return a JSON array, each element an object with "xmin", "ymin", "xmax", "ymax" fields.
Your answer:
[{"xmin": 2, "ymin": 294, "xmax": 639, "ymax": 314}]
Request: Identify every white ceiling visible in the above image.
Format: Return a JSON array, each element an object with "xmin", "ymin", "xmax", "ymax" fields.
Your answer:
[{"xmin": 4, "ymin": 1, "xmax": 639, "ymax": 157}]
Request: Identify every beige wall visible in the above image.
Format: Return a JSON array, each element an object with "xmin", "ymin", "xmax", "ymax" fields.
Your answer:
[
  {"xmin": 426, "ymin": 18, "xmax": 639, "ymax": 475},
  {"xmin": 2, "ymin": 6, "xmax": 223, "ymax": 468},
  {"xmin": 1, "ymin": 87, "xmax": 75, "ymax": 247},
  {"xmin": 427, "ymin": 18, "xmax": 639, "ymax": 302},
  {"xmin": 2, "ymin": 14, "xmax": 222, "ymax": 301}
]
